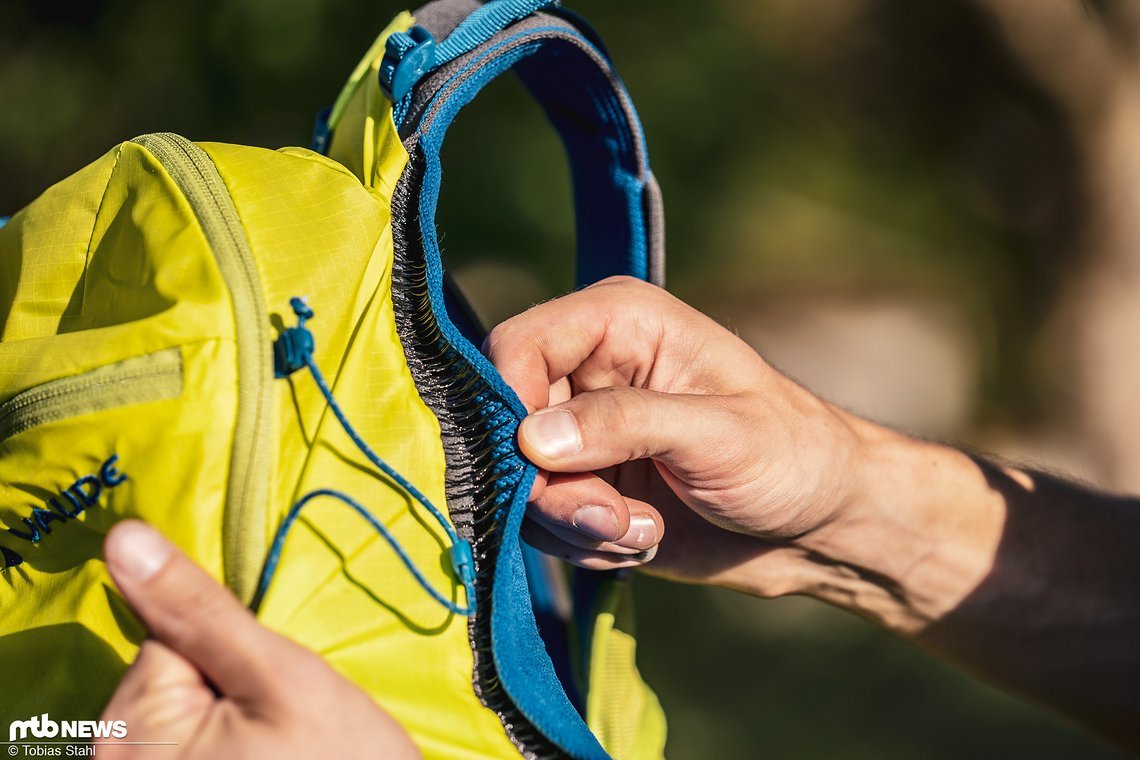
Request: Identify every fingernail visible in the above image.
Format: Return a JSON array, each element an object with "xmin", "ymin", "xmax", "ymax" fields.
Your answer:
[
  {"xmin": 107, "ymin": 521, "xmax": 172, "ymax": 582},
  {"xmin": 523, "ymin": 409, "xmax": 582, "ymax": 459},
  {"xmin": 630, "ymin": 545, "xmax": 659, "ymax": 563},
  {"xmin": 617, "ymin": 515, "xmax": 659, "ymax": 551},
  {"xmin": 571, "ymin": 505, "xmax": 622, "ymax": 541}
]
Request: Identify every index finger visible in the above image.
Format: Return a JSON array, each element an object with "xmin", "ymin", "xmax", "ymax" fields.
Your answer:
[{"xmin": 482, "ymin": 276, "xmax": 665, "ymax": 412}]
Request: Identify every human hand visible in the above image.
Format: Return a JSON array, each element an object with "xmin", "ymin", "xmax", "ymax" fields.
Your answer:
[
  {"xmin": 97, "ymin": 520, "xmax": 420, "ymax": 760},
  {"xmin": 485, "ymin": 276, "xmax": 867, "ymax": 590},
  {"xmin": 492, "ymin": 277, "xmax": 1140, "ymax": 750}
]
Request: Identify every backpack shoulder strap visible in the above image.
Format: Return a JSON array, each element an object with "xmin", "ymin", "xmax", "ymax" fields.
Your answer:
[
  {"xmin": 390, "ymin": 0, "xmax": 665, "ymax": 288},
  {"xmin": 377, "ymin": 4, "xmax": 666, "ymax": 758}
]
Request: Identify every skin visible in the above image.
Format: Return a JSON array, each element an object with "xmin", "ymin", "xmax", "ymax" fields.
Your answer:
[
  {"xmin": 485, "ymin": 275, "xmax": 1140, "ymax": 749},
  {"xmin": 96, "ymin": 521, "xmax": 420, "ymax": 760}
]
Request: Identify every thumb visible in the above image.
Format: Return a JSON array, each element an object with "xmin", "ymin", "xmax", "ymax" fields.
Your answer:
[
  {"xmin": 104, "ymin": 520, "xmax": 294, "ymax": 705},
  {"xmin": 518, "ymin": 386, "xmax": 726, "ymax": 475},
  {"xmin": 100, "ymin": 640, "xmax": 212, "ymax": 735}
]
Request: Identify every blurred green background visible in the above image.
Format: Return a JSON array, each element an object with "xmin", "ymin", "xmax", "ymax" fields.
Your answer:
[{"xmin": 0, "ymin": 0, "xmax": 1127, "ymax": 756}]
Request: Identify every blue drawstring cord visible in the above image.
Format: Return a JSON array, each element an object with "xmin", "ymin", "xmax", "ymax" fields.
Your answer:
[
  {"xmin": 257, "ymin": 488, "xmax": 473, "ymax": 614},
  {"xmin": 256, "ymin": 296, "xmax": 476, "ymax": 616}
]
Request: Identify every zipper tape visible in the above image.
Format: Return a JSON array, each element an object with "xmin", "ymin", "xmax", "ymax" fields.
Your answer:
[
  {"xmin": 0, "ymin": 348, "xmax": 183, "ymax": 444},
  {"xmin": 132, "ymin": 134, "xmax": 274, "ymax": 604}
]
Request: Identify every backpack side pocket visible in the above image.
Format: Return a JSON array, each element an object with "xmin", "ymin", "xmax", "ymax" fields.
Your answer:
[{"xmin": 0, "ymin": 348, "xmax": 182, "ymax": 444}]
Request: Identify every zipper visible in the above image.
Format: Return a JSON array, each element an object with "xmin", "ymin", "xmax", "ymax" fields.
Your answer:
[
  {"xmin": 132, "ymin": 133, "xmax": 274, "ymax": 605},
  {"xmin": 0, "ymin": 348, "xmax": 183, "ymax": 444}
]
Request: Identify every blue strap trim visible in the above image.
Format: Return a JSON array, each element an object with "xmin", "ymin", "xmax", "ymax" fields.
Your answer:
[
  {"xmin": 258, "ymin": 297, "xmax": 476, "ymax": 616},
  {"xmin": 418, "ymin": 36, "xmax": 562, "ymax": 422},
  {"xmin": 521, "ymin": 539, "xmax": 583, "ymax": 712},
  {"xmin": 414, "ymin": 25, "xmax": 651, "ymax": 289},
  {"xmin": 413, "ymin": 31, "xmax": 620, "ymax": 760},
  {"xmin": 442, "ymin": 270, "xmax": 583, "ymax": 710},
  {"xmin": 0, "ymin": 216, "xmax": 9, "ymax": 230},
  {"xmin": 513, "ymin": 47, "xmax": 649, "ymax": 285}
]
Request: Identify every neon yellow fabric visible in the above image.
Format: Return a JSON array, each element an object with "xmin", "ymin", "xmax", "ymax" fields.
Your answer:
[
  {"xmin": 586, "ymin": 582, "xmax": 668, "ymax": 760},
  {"xmin": 202, "ymin": 141, "xmax": 521, "ymax": 758},
  {"xmin": 0, "ymin": 136, "xmax": 516, "ymax": 757},
  {"xmin": 0, "ymin": 141, "xmax": 243, "ymax": 718},
  {"xmin": 327, "ymin": 13, "xmax": 417, "ymax": 198},
  {"xmin": 0, "ymin": 9, "xmax": 666, "ymax": 759}
]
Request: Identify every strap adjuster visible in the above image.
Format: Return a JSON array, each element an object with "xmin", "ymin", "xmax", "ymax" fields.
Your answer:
[{"xmin": 378, "ymin": 25, "xmax": 436, "ymax": 102}]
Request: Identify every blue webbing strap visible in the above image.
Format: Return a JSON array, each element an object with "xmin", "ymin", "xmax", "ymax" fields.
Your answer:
[{"xmin": 433, "ymin": 0, "xmax": 558, "ymax": 68}]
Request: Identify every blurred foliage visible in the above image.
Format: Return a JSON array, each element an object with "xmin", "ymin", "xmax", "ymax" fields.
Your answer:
[
  {"xmin": 0, "ymin": 0, "xmax": 1118, "ymax": 756},
  {"xmin": 0, "ymin": 0, "xmax": 1081, "ymax": 429}
]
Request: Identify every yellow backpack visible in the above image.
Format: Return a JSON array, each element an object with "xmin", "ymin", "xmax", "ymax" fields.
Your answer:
[{"xmin": 0, "ymin": 1, "xmax": 666, "ymax": 757}]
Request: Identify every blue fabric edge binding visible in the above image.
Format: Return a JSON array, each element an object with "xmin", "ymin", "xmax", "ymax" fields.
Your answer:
[{"xmin": 409, "ymin": 24, "xmax": 652, "ymax": 760}]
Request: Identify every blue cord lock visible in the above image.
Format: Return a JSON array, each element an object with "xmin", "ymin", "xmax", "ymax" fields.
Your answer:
[
  {"xmin": 378, "ymin": 25, "xmax": 436, "ymax": 102},
  {"xmin": 449, "ymin": 540, "xmax": 476, "ymax": 587},
  {"xmin": 274, "ymin": 297, "xmax": 315, "ymax": 378}
]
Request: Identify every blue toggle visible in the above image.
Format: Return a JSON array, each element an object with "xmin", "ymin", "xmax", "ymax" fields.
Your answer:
[{"xmin": 273, "ymin": 296, "xmax": 316, "ymax": 378}]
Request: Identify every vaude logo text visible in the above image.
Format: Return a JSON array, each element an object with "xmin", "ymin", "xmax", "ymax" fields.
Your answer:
[{"xmin": 8, "ymin": 715, "xmax": 127, "ymax": 741}]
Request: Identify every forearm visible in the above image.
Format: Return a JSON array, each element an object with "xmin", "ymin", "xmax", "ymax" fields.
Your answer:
[
  {"xmin": 796, "ymin": 419, "xmax": 1008, "ymax": 635},
  {"xmin": 744, "ymin": 414, "xmax": 1140, "ymax": 744}
]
